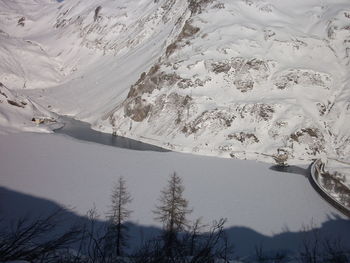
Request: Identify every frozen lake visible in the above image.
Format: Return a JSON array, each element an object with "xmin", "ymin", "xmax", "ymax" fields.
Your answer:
[{"xmin": 0, "ymin": 129, "xmax": 349, "ymax": 256}]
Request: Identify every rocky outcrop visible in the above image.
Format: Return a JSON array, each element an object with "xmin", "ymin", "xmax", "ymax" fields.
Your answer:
[{"xmin": 105, "ymin": 0, "xmax": 350, "ymax": 163}]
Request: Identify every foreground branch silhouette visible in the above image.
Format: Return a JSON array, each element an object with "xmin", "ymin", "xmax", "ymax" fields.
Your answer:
[{"xmin": 0, "ymin": 209, "xmax": 81, "ymax": 262}]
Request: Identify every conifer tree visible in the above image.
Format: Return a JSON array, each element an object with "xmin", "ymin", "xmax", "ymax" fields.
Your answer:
[
  {"xmin": 154, "ymin": 172, "xmax": 192, "ymax": 258},
  {"xmin": 106, "ymin": 176, "xmax": 132, "ymax": 258}
]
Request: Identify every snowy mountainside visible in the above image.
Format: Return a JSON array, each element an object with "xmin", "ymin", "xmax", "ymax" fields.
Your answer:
[
  {"xmin": 0, "ymin": 0, "xmax": 350, "ymax": 163},
  {"xmin": 101, "ymin": 0, "xmax": 350, "ymax": 163},
  {"xmin": 0, "ymin": 0, "xmax": 190, "ymax": 122},
  {"xmin": 0, "ymin": 31, "xmax": 62, "ymax": 90},
  {"xmin": 0, "ymin": 82, "xmax": 57, "ymax": 133}
]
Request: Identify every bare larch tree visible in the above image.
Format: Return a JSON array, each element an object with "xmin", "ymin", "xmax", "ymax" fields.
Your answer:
[
  {"xmin": 106, "ymin": 176, "xmax": 132, "ymax": 258},
  {"xmin": 153, "ymin": 172, "xmax": 192, "ymax": 258}
]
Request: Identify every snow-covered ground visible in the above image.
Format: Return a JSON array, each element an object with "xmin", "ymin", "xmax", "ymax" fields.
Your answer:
[
  {"xmin": 316, "ymin": 158, "xmax": 350, "ymax": 208},
  {"xmin": 104, "ymin": 0, "xmax": 350, "ymax": 163},
  {"xmin": 325, "ymin": 159, "xmax": 350, "ymax": 189},
  {"xmin": 1, "ymin": 0, "xmax": 350, "ymax": 163},
  {"xmin": 1, "ymin": 0, "xmax": 349, "ymax": 257},
  {"xmin": 1, "ymin": 132, "xmax": 349, "ymax": 256}
]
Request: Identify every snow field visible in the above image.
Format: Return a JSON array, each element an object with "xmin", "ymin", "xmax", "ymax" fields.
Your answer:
[{"xmin": 0, "ymin": 132, "xmax": 346, "ymax": 236}]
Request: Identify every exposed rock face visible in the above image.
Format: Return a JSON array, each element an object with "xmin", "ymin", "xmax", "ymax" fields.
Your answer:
[
  {"xmin": 273, "ymin": 70, "xmax": 332, "ymax": 90},
  {"xmin": 289, "ymin": 128, "xmax": 325, "ymax": 156},
  {"xmin": 107, "ymin": 0, "xmax": 350, "ymax": 163},
  {"xmin": 210, "ymin": 58, "xmax": 270, "ymax": 93}
]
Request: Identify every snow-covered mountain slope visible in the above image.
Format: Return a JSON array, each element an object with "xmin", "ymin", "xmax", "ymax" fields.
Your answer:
[
  {"xmin": 0, "ymin": 31, "xmax": 63, "ymax": 90},
  {"xmin": 102, "ymin": 0, "xmax": 350, "ymax": 163},
  {"xmin": 0, "ymin": 82, "xmax": 58, "ymax": 133},
  {"xmin": 1, "ymin": 0, "xmax": 189, "ymax": 119},
  {"xmin": 0, "ymin": 0, "xmax": 350, "ymax": 163}
]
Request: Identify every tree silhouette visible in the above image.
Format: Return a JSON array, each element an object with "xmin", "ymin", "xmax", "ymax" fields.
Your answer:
[
  {"xmin": 154, "ymin": 172, "xmax": 192, "ymax": 258},
  {"xmin": 105, "ymin": 176, "xmax": 132, "ymax": 258}
]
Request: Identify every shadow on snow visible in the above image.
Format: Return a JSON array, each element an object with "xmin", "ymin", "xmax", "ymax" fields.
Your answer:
[
  {"xmin": 269, "ymin": 164, "xmax": 312, "ymax": 178},
  {"xmin": 1, "ymin": 186, "xmax": 349, "ymax": 258}
]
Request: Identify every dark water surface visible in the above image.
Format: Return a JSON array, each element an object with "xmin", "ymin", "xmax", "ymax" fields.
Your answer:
[{"xmin": 54, "ymin": 116, "xmax": 169, "ymax": 152}]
